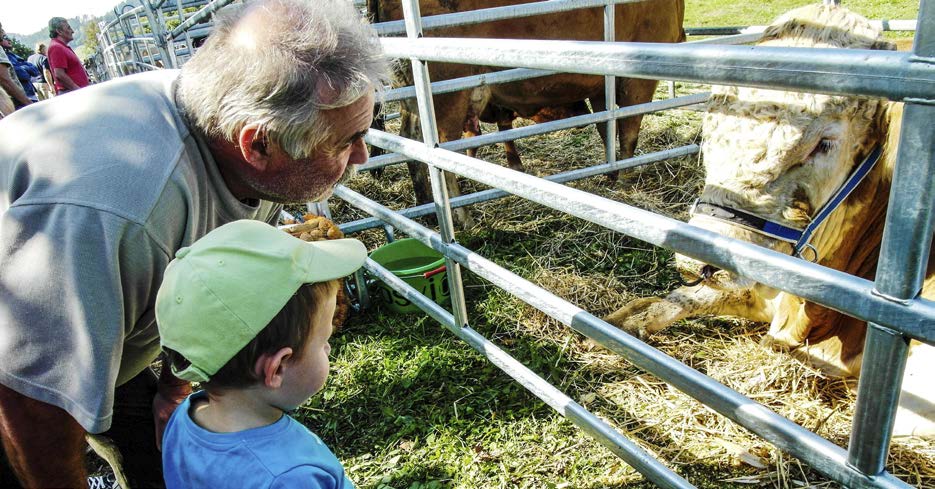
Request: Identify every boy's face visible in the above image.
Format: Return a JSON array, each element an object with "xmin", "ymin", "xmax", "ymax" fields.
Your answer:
[{"xmin": 279, "ymin": 289, "xmax": 337, "ymax": 410}]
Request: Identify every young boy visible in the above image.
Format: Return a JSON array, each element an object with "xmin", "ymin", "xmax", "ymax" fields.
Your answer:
[{"xmin": 156, "ymin": 219, "xmax": 366, "ymax": 488}]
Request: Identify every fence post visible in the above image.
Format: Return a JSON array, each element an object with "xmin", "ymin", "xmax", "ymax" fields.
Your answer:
[{"xmin": 604, "ymin": 0, "xmax": 617, "ymax": 166}]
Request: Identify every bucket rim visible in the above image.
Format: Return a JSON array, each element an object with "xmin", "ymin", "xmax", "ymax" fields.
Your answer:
[{"xmin": 370, "ymin": 238, "xmax": 445, "ymax": 276}]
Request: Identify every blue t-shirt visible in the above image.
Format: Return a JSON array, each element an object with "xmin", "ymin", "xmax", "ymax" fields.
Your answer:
[{"xmin": 163, "ymin": 391, "xmax": 355, "ymax": 489}]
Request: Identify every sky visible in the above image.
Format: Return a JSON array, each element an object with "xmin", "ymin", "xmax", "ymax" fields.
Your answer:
[{"xmin": 3, "ymin": 0, "xmax": 121, "ymax": 35}]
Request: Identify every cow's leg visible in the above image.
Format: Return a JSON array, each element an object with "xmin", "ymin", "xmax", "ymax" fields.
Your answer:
[
  {"xmin": 497, "ymin": 117, "xmax": 523, "ymax": 172},
  {"xmin": 399, "ymin": 106, "xmax": 433, "ymax": 208},
  {"xmin": 605, "ymin": 285, "xmax": 767, "ymax": 338},
  {"xmin": 435, "ymin": 93, "xmax": 476, "ymax": 230},
  {"xmin": 595, "ymin": 78, "xmax": 661, "ymax": 181},
  {"xmin": 464, "ymin": 107, "xmax": 481, "ymax": 160}
]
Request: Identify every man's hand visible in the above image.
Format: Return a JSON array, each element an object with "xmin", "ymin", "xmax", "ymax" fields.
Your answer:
[{"xmin": 153, "ymin": 371, "xmax": 191, "ymax": 451}]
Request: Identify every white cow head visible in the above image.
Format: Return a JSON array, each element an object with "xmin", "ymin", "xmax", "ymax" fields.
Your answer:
[{"xmin": 676, "ymin": 4, "xmax": 895, "ymax": 290}]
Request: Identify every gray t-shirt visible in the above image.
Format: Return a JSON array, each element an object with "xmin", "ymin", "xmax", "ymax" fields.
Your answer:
[{"xmin": 0, "ymin": 70, "xmax": 281, "ymax": 433}]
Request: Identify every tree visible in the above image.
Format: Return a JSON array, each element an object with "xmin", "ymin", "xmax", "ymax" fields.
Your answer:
[{"xmin": 82, "ymin": 20, "xmax": 101, "ymax": 53}]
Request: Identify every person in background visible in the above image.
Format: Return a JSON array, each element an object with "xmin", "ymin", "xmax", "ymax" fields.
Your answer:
[
  {"xmin": 0, "ymin": 1, "xmax": 387, "ymax": 487},
  {"xmin": 158, "ymin": 220, "xmax": 364, "ymax": 488},
  {"xmin": 27, "ymin": 43, "xmax": 53, "ymax": 100},
  {"xmin": 0, "ymin": 22, "xmax": 31, "ymax": 109},
  {"xmin": 1, "ymin": 36, "xmax": 39, "ymax": 103},
  {"xmin": 46, "ymin": 17, "xmax": 90, "ymax": 94}
]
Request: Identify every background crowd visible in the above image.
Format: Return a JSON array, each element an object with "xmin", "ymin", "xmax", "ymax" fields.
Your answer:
[{"xmin": 0, "ymin": 16, "xmax": 90, "ymax": 118}]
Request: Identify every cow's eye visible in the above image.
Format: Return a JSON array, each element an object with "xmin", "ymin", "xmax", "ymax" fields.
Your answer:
[{"xmin": 809, "ymin": 138, "xmax": 836, "ymax": 158}]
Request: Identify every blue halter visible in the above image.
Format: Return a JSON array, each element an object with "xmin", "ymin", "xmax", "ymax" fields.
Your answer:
[{"xmin": 690, "ymin": 146, "xmax": 883, "ymax": 261}]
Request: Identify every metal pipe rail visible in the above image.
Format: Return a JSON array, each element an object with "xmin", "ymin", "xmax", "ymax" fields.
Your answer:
[
  {"xmin": 380, "ymin": 38, "xmax": 935, "ymax": 104},
  {"xmin": 365, "ymin": 92, "xmax": 709, "ymax": 170},
  {"xmin": 375, "ymin": 0, "xmax": 649, "ymax": 36},
  {"xmin": 335, "ymin": 184, "xmax": 913, "ymax": 489},
  {"xmin": 383, "ymin": 67, "xmax": 556, "ymax": 103},
  {"xmin": 345, "ymin": 144, "xmax": 700, "ymax": 234},
  {"xmin": 366, "ymin": 128, "xmax": 935, "ymax": 345},
  {"xmin": 168, "ymin": 0, "xmax": 235, "ymax": 40}
]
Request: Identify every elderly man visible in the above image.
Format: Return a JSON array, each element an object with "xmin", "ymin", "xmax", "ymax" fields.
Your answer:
[
  {"xmin": 46, "ymin": 17, "xmax": 90, "ymax": 94},
  {"xmin": 0, "ymin": 22, "xmax": 31, "ymax": 109},
  {"xmin": 0, "ymin": 1, "xmax": 387, "ymax": 487}
]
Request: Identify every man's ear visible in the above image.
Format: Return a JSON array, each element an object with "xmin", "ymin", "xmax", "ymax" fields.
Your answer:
[
  {"xmin": 255, "ymin": 347, "xmax": 293, "ymax": 389},
  {"xmin": 237, "ymin": 123, "xmax": 271, "ymax": 171}
]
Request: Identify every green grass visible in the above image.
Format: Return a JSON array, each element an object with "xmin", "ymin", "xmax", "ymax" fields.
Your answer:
[
  {"xmin": 291, "ymin": 2, "xmax": 933, "ymax": 488},
  {"xmin": 684, "ymin": 0, "xmax": 919, "ymax": 30}
]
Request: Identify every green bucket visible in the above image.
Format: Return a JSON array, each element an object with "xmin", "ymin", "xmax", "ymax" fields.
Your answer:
[{"xmin": 369, "ymin": 238, "xmax": 450, "ymax": 314}]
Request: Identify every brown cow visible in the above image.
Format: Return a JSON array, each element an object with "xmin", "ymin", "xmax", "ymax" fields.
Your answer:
[
  {"xmin": 605, "ymin": 4, "xmax": 934, "ymax": 437},
  {"xmin": 372, "ymin": 0, "xmax": 685, "ymax": 227}
]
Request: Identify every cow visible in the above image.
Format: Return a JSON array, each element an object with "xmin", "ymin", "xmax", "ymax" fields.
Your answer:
[
  {"xmin": 604, "ymin": 4, "xmax": 934, "ymax": 438},
  {"xmin": 370, "ymin": 0, "xmax": 685, "ymax": 227}
]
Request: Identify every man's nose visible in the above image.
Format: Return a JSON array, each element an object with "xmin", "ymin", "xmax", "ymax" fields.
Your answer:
[{"xmin": 348, "ymin": 138, "xmax": 368, "ymax": 166}]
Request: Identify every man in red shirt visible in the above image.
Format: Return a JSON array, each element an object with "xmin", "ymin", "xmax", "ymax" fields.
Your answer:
[{"xmin": 46, "ymin": 17, "xmax": 89, "ymax": 94}]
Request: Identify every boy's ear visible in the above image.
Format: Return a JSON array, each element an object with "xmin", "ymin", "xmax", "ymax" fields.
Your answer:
[
  {"xmin": 237, "ymin": 123, "xmax": 271, "ymax": 171},
  {"xmin": 255, "ymin": 347, "xmax": 293, "ymax": 389}
]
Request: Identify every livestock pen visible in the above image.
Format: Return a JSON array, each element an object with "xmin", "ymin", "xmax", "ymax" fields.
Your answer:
[{"xmin": 91, "ymin": 0, "xmax": 931, "ymax": 487}]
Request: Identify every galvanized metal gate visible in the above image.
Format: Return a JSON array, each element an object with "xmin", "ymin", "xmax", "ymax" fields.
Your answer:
[{"xmin": 93, "ymin": 1, "xmax": 933, "ymax": 487}]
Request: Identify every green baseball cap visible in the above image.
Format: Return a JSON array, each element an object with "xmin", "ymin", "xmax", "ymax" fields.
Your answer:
[{"xmin": 156, "ymin": 219, "xmax": 366, "ymax": 382}]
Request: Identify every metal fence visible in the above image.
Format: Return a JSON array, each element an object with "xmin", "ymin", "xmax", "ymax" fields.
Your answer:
[
  {"xmin": 354, "ymin": 1, "xmax": 933, "ymax": 488},
  {"xmin": 90, "ymin": 0, "xmax": 932, "ymax": 487}
]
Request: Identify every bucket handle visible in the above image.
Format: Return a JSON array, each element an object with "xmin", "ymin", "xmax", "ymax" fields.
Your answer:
[{"xmin": 422, "ymin": 264, "xmax": 447, "ymax": 279}]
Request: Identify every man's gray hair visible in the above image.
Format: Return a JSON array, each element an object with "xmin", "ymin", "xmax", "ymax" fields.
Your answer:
[
  {"xmin": 176, "ymin": 0, "xmax": 390, "ymax": 159},
  {"xmin": 48, "ymin": 17, "xmax": 68, "ymax": 39}
]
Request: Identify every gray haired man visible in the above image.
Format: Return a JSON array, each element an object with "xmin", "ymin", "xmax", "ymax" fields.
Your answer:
[{"xmin": 0, "ymin": 1, "xmax": 388, "ymax": 487}]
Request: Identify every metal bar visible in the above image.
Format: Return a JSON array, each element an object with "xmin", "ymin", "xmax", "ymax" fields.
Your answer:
[
  {"xmin": 383, "ymin": 67, "xmax": 556, "ymax": 103},
  {"xmin": 401, "ymin": 0, "xmax": 470, "ymax": 328},
  {"xmin": 848, "ymin": 0, "xmax": 935, "ymax": 473},
  {"xmin": 366, "ymin": 129, "xmax": 935, "ymax": 343},
  {"xmin": 362, "ymin": 256, "xmax": 695, "ymax": 489},
  {"xmin": 381, "ymin": 32, "xmax": 754, "ymax": 106},
  {"xmin": 347, "ymin": 144, "xmax": 699, "ymax": 234},
  {"xmin": 168, "ymin": 0, "xmax": 235, "ymax": 40},
  {"xmin": 364, "ymin": 92, "xmax": 709, "ymax": 170},
  {"xmin": 335, "ymin": 186, "xmax": 912, "ymax": 489},
  {"xmin": 603, "ymin": 0, "xmax": 617, "ymax": 167},
  {"xmin": 380, "ymin": 37, "xmax": 935, "ymax": 103},
  {"xmin": 375, "ymin": 0, "xmax": 649, "ymax": 36}
]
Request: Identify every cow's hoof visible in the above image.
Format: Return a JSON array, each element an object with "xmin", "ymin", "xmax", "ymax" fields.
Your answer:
[{"xmin": 604, "ymin": 297, "xmax": 665, "ymax": 339}]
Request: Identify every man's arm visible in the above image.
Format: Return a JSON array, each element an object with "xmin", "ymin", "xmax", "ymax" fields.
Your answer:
[
  {"xmin": 0, "ymin": 65, "xmax": 31, "ymax": 106},
  {"xmin": 0, "ymin": 89, "xmax": 13, "ymax": 116},
  {"xmin": 53, "ymin": 67, "xmax": 80, "ymax": 92},
  {"xmin": 153, "ymin": 361, "xmax": 192, "ymax": 450}
]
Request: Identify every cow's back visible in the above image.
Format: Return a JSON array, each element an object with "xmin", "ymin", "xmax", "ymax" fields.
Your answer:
[{"xmin": 375, "ymin": 0, "xmax": 685, "ymax": 111}]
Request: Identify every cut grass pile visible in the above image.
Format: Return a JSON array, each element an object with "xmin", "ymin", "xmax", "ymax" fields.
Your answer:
[{"xmin": 286, "ymin": 1, "xmax": 930, "ymax": 488}]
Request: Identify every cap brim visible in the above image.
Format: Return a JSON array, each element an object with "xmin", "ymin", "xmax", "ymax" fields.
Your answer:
[{"xmin": 301, "ymin": 238, "xmax": 367, "ymax": 282}]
